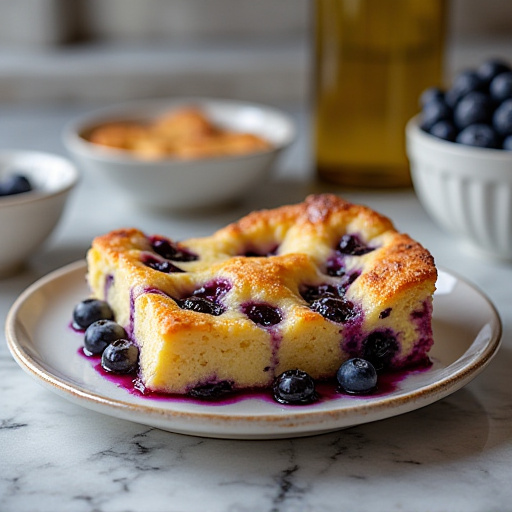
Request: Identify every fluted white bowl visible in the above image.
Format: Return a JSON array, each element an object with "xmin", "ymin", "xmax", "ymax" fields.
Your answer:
[{"xmin": 406, "ymin": 115, "xmax": 512, "ymax": 261}]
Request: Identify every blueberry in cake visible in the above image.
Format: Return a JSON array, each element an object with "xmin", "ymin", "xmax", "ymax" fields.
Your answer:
[{"xmin": 84, "ymin": 194, "xmax": 437, "ymax": 396}]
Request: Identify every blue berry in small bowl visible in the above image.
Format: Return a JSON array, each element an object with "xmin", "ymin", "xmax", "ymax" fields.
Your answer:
[
  {"xmin": 477, "ymin": 58, "xmax": 511, "ymax": 86},
  {"xmin": 84, "ymin": 319, "xmax": 127, "ymax": 356},
  {"xmin": 493, "ymin": 99, "xmax": 512, "ymax": 137},
  {"xmin": 429, "ymin": 120, "xmax": 457, "ymax": 142},
  {"xmin": 101, "ymin": 339, "xmax": 139, "ymax": 374},
  {"xmin": 453, "ymin": 91, "xmax": 494, "ymax": 129},
  {"xmin": 445, "ymin": 70, "xmax": 485, "ymax": 107},
  {"xmin": 419, "ymin": 87, "xmax": 445, "ymax": 107},
  {"xmin": 456, "ymin": 124, "xmax": 499, "ymax": 149},
  {"xmin": 503, "ymin": 135, "xmax": 512, "ymax": 150},
  {"xmin": 72, "ymin": 299, "xmax": 114, "ymax": 330},
  {"xmin": 420, "ymin": 100, "xmax": 452, "ymax": 132},
  {"xmin": 0, "ymin": 173, "xmax": 33, "ymax": 197},
  {"xmin": 489, "ymin": 71, "xmax": 512, "ymax": 103},
  {"xmin": 336, "ymin": 358, "xmax": 377, "ymax": 395},
  {"xmin": 272, "ymin": 369, "xmax": 318, "ymax": 405}
]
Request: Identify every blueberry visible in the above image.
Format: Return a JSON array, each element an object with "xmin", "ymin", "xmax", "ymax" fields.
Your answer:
[
  {"xmin": 445, "ymin": 70, "xmax": 485, "ymax": 107},
  {"xmin": 363, "ymin": 331, "xmax": 399, "ymax": 371},
  {"xmin": 339, "ymin": 271, "xmax": 360, "ymax": 293},
  {"xmin": 419, "ymin": 87, "xmax": 445, "ymax": 107},
  {"xmin": 243, "ymin": 303, "xmax": 282, "ymax": 326},
  {"xmin": 272, "ymin": 369, "xmax": 318, "ymax": 405},
  {"xmin": 493, "ymin": 99, "xmax": 512, "ymax": 137},
  {"xmin": 101, "ymin": 339, "xmax": 139, "ymax": 374},
  {"xmin": 188, "ymin": 381, "xmax": 234, "ymax": 399},
  {"xmin": 489, "ymin": 72, "xmax": 512, "ymax": 103},
  {"xmin": 456, "ymin": 124, "xmax": 499, "ymax": 148},
  {"xmin": 337, "ymin": 234, "xmax": 373, "ymax": 256},
  {"xmin": 192, "ymin": 280, "xmax": 231, "ymax": 301},
  {"xmin": 429, "ymin": 120, "xmax": 457, "ymax": 142},
  {"xmin": 151, "ymin": 237, "xmax": 198, "ymax": 262},
  {"xmin": 325, "ymin": 257, "xmax": 346, "ymax": 277},
  {"xmin": 84, "ymin": 319, "xmax": 127, "ymax": 356},
  {"xmin": 0, "ymin": 173, "xmax": 32, "ymax": 197},
  {"xmin": 379, "ymin": 308, "xmax": 392, "ymax": 319},
  {"xmin": 72, "ymin": 299, "xmax": 114, "ymax": 330},
  {"xmin": 453, "ymin": 91, "xmax": 494, "ymax": 129},
  {"xmin": 503, "ymin": 135, "xmax": 512, "ymax": 150},
  {"xmin": 301, "ymin": 283, "xmax": 339, "ymax": 303},
  {"xmin": 143, "ymin": 255, "xmax": 184, "ymax": 273},
  {"xmin": 336, "ymin": 358, "xmax": 377, "ymax": 395},
  {"xmin": 310, "ymin": 296, "xmax": 356, "ymax": 323},
  {"xmin": 420, "ymin": 100, "xmax": 452, "ymax": 132},
  {"xmin": 477, "ymin": 58, "xmax": 511, "ymax": 85},
  {"xmin": 178, "ymin": 296, "xmax": 224, "ymax": 316}
]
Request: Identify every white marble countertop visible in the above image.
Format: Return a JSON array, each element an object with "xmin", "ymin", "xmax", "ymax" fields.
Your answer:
[{"xmin": 1, "ymin": 103, "xmax": 512, "ymax": 512}]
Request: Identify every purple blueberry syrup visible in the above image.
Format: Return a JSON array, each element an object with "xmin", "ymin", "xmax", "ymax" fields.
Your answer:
[
  {"xmin": 79, "ymin": 347, "xmax": 426, "ymax": 406},
  {"xmin": 405, "ymin": 299, "xmax": 435, "ymax": 367},
  {"xmin": 187, "ymin": 380, "xmax": 235, "ymax": 400},
  {"xmin": 150, "ymin": 236, "xmax": 198, "ymax": 262}
]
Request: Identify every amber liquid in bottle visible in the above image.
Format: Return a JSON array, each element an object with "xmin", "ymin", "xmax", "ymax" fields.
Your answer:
[{"xmin": 314, "ymin": 0, "xmax": 446, "ymax": 187}]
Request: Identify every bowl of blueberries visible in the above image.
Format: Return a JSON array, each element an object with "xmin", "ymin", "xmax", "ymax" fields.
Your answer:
[
  {"xmin": 0, "ymin": 150, "xmax": 79, "ymax": 277},
  {"xmin": 406, "ymin": 57, "xmax": 512, "ymax": 261}
]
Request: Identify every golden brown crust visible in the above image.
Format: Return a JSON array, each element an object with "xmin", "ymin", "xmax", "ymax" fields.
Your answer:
[
  {"xmin": 358, "ymin": 232, "xmax": 437, "ymax": 302},
  {"xmin": 89, "ymin": 194, "xmax": 437, "ymax": 308}
]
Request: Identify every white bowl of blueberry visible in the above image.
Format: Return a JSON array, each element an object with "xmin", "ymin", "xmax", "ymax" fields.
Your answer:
[
  {"xmin": 406, "ymin": 58, "xmax": 512, "ymax": 261},
  {"xmin": 0, "ymin": 151, "xmax": 79, "ymax": 277}
]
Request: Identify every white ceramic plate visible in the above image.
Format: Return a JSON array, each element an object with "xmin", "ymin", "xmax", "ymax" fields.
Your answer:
[{"xmin": 6, "ymin": 261, "xmax": 502, "ymax": 439}]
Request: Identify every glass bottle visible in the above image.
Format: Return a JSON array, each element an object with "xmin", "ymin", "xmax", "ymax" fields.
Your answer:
[{"xmin": 313, "ymin": 0, "xmax": 447, "ymax": 187}]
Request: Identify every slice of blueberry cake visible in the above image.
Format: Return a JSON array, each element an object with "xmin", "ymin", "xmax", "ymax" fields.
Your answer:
[{"xmin": 86, "ymin": 194, "xmax": 437, "ymax": 395}]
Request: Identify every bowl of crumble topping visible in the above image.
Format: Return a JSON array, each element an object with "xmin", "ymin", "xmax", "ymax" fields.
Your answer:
[{"xmin": 63, "ymin": 98, "xmax": 295, "ymax": 211}]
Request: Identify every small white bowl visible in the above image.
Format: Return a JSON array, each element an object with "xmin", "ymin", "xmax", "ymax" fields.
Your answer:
[
  {"xmin": 63, "ymin": 98, "xmax": 295, "ymax": 211},
  {"xmin": 406, "ymin": 115, "xmax": 512, "ymax": 261},
  {"xmin": 0, "ymin": 151, "xmax": 79, "ymax": 277}
]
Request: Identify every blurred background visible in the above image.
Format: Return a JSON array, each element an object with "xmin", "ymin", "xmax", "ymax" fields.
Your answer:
[{"xmin": 0, "ymin": 0, "xmax": 511, "ymax": 107}]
